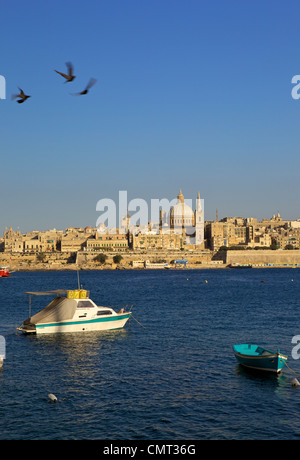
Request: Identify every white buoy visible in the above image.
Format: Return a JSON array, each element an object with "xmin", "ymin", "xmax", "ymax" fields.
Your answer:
[
  {"xmin": 291, "ymin": 378, "xmax": 300, "ymax": 387},
  {"xmin": 48, "ymin": 393, "xmax": 58, "ymax": 402}
]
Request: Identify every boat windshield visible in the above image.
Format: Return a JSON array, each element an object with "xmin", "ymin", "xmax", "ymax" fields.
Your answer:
[{"xmin": 77, "ymin": 300, "xmax": 95, "ymax": 308}]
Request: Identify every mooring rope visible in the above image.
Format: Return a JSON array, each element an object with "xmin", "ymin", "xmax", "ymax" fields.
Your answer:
[
  {"xmin": 130, "ymin": 315, "xmax": 146, "ymax": 329},
  {"xmin": 284, "ymin": 361, "xmax": 300, "ymax": 379},
  {"xmin": 1, "ymin": 328, "xmax": 18, "ymax": 337}
]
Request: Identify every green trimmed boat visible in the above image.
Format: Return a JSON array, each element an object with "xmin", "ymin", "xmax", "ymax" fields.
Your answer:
[
  {"xmin": 233, "ymin": 344, "xmax": 288, "ymax": 373},
  {"xmin": 17, "ymin": 289, "xmax": 131, "ymax": 335}
]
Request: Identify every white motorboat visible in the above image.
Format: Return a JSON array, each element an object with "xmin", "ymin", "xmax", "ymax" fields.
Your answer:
[{"xmin": 17, "ymin": 289, "xmax": 131, "ymax": 335}]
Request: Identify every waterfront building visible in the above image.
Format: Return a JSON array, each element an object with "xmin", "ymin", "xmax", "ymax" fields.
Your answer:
[
  {"xmin": 205, "ymin": 213, "xmax": 290, "ymax": 250},
  {"xmin": 3, "ymin": 227, "xmax": 23, "ymax": 252},
  {"xmin": 205, "ymin": 220, "xmax": 248, "ymax": 250},
  {"xmin": 2, "ymin": 207, "xmax": 300, "ymax": 255},
  {"xmin": 61, "ymin": 228, "xmax": 90, "ymax": 252},
  {"xmin": 86, "ymin": 229, "xmax": 128, "ymax": 251},
  {"xmin": 131, "ymin": 231, "xmax": 183, "ymax": 250}
]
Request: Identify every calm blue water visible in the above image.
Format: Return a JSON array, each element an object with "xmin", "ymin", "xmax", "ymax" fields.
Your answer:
[{"xmin": 0, "ymin": 268, "xmax": 300, "ymax": 440}]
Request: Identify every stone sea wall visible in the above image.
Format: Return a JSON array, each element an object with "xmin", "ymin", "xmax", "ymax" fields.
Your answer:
[
  {"xmin": 1, "ymin": 249, "xmax": 300, "ymax": 271},
  {"xmin": 0, "ymin": 250, "xmax": 216, "ymax": 271},
  {"xmin": 226, "ymin": 249, "xmax": 300, "ymax": 266}
]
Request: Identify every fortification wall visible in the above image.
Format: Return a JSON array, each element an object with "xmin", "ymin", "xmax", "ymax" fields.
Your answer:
[{"xmin": 226, "ymin": 250, "xmax": 300, "ymax": 265}]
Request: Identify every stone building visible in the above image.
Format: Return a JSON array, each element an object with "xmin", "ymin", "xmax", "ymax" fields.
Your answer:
[
  {"xmin": 23, "ymin": 229, "xmax": 62, "ymax": 252},
  {"xmin": 270, "ymin": 227, "xmax": 300, "ymax": 249},
  {"xmin": 205, "ymin": 212, "xmax": 300, "ymax": 250},
  {"xmin": 205, "ymin": 220, "xmax": 248, "ymax": 250},
  {"xmin": 131, "ymin": 231, "xmax": 183, "ymax": 250},
  {"xmin": 3, "ymin": 227, "xmax": 23, "ymax": 252},
  {"xmin": 61, "ymin": 228, "xmax": 89, "ymax": 252},
  {"xmin": 86, "ymin": 229, "xmax": 128, "ymax": 251}
]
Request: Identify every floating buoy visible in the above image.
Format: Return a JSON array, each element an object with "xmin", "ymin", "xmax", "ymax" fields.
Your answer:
[
  {"xmin": 205, "ymin": 280, "xmax": 208, "ymax": 283},
  {"xmin": 291, "ymin": 378, "xmax": 300, "ymax": 388},
  {"xmin": 48, "ymin": 393, "xmax": 58, "ymax": 402}
]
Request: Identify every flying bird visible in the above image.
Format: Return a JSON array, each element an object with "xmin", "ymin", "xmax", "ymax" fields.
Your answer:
[
  {"xmin": 71, "ymin": 78, "xmax": 97, "ymax": 95},
  {"xmin": 11, "ymin": 88, "xmax": 31, "ymax": 103},
  {"xmin": 55, "ymin": 62, "xmax": 76, "ymax": 82}
]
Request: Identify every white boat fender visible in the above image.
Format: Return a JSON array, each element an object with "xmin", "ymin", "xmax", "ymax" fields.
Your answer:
[
  {"xmin": 48, "ymin": 393, "xmax": 58, "ymax": 402},
  {"xmin": 291, "ymin": 378, "xmax": 300, "ymax": 388}
]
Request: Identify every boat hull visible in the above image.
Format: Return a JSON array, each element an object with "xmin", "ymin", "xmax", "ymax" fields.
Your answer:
[
  {"xmin": 0, "ymin": 266, "xmax": 10, "ymax": 277},
  {"xmin": 233, "ymin": 344, "xmax": 287, "ymax": 373},
  {"xmin": 20, "ymin": 313, "xmax": 131, "ymax": 335}
]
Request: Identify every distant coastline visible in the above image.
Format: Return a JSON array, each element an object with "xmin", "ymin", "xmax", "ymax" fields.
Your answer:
[{"xmin": 2, "ymin": 249, "xmax": 300, "ymax": 272}]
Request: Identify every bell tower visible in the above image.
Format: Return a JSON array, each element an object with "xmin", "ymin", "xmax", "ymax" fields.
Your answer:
[{"xmin": 195, "ymin": 191, "xmax": 204, "ymax": 246}]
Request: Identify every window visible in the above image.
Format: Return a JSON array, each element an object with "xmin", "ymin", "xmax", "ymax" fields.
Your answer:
[
  {"xmin": 97, "ymin": 310, "xmax": 112, "ymax": 316},
  {"xmin": 77, "ymin": 300, "xmax": 94, "ymax": 308}
]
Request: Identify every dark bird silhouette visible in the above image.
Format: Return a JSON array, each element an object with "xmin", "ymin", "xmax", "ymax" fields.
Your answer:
[
  {"xmin": 11, "ymin": 88, "xmax": 31, "ymax": 103},
  {"xmin": 71, "ymin": 78, "xmax": 97, "ymax": 95},
  {"xmin": 55, "ymin": 62, "xmax": 76, "ymax": 82}
]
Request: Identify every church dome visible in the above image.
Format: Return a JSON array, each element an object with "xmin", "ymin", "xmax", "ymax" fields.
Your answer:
[{"xmin": 169, "ymin": 189, "xmax": 194, "ymax": 227}]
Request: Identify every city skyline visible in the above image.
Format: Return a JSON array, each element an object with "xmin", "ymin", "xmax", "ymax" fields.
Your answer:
[
  {"xmin": 2, "ymin": 204, "xmax": 300, "ymax": 254},
  {"xmin": 2, "ymin": 205, "xmax": 299, "ymax": 236},
  {"xmin": 2, "ymin": 1, "xmax": 300, "ymax": 233}
]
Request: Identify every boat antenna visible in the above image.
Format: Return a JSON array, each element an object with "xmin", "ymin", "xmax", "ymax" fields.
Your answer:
[
  {"xmin": 77, "ymin": 270, "xmax": 80, "ymax": 289},
  {"xmin": 29, "ymin": 294, "xmax": 32, "ymax": 317}
]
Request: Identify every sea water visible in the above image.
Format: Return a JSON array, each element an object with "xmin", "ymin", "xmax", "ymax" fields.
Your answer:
[{"xmin": 0, "ymin": 268, "xmax": 300, "ymax": 440}]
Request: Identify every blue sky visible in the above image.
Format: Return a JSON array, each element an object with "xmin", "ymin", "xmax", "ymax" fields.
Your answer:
[{"xmin": 1, "ymin": 0, "xmax": 300, "ymax": 232}]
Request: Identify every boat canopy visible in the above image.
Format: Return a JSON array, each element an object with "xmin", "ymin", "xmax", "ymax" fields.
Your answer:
[
  {"xmin": 25, "ymin": 289, "xmax": 69, "ymax": 296},
  {"xmin": 23, "ymin": 296, "xmax": 77, "ymax": 325}
]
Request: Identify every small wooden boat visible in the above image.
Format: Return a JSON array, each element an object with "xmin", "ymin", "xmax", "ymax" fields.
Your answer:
[{"xmin": 233, "ymin": 344, "xmax": 288, "ymax": 373}]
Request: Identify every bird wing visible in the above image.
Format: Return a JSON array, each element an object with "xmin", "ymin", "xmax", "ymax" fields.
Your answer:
[
  {"xmin": 85, "ymin": 78, "xmax": 97, "ymax": 91},
  {"xmin": 12, "ymin": 88, "xmax": 24, "ymax": 100},
  {"xmin": 66, "ymin": 62, "xmax": 74, "ymax": 77},
  {"xmin": 71, "ymin": 79, "xmax": 97, "ymax": 96},
  {"xmin": 55, "ymin": 70, "xmax": 69, "ymax": 79}
]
